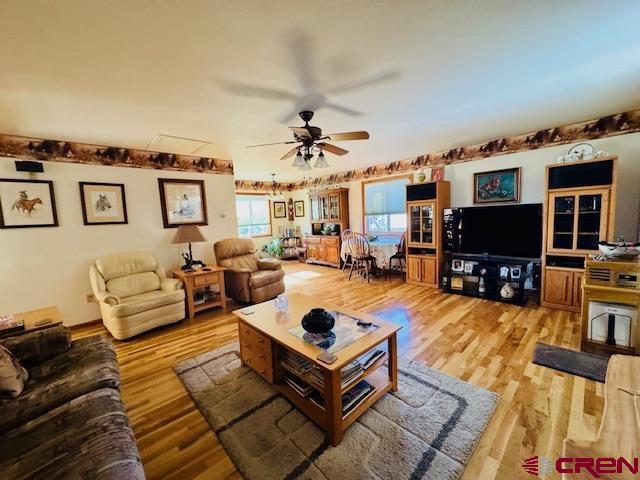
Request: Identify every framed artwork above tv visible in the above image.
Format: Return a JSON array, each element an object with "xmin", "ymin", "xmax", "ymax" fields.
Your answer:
[{"xmin": 473, "ymin": 167, "xmax": 520, "ymax": 204}]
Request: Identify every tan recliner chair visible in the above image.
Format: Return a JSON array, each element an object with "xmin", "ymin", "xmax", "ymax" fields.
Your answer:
[
  {"xmin": 214, "ymin": 238, "xmax": 285, "ymax": 304},
  {"xmin": 89, "ymin": 252, "xmax": 186, "ymax": 340}
]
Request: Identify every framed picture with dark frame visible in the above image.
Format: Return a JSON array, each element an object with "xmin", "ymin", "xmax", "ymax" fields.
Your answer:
[
  {"xmin": 473, "ymin": 167, "xmax": 521, "ymax": 204},
  {"xmin": 0, "ymin": 178, "xmax": 58, "ymax": 229},
  {"xmin": 273, "ymin": 201, "xmax": 286, "ymax": 218},
  {"xmin": 158, "ymin": 178, "xmax": 208, "ymax": 228},
  {"xmin": 294, "ymin": 200, "xmax": 305, "ymax": 217},
  {"xmin": 79, "ymin": 182, "xmax": 128, "ymax": 225}
]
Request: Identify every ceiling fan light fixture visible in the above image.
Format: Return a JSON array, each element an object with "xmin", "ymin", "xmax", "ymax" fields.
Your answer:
[
  {"xmin": 299, "ymin": 160, "xmax": 312, "ymax": 171},
  {"xmin": 292, "ymin": 149, "xmax": 305, "ymax": 168},
  {"xmin": 314, "ymin": 151, "xmax": 329, "ymax": 168}
]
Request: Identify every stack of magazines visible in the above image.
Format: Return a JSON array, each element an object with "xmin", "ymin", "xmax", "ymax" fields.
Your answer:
[
  {"xmin": 281, "ymin": 351, "xmax": 313, "ymax": 376},
  {"xmin": 283, "ymin": 374, "xmax": 314, "ymax": 397},
  {"xmin": 308, "ymin": 380, "xmax": 376, "ymax": 418},
  {"xmin": 309, "ymin": 361, "xmax": 362, "ymax": 389},
  {"xmin": 308, "ymin": 348, "xmax": 386, "ymax": 389}
]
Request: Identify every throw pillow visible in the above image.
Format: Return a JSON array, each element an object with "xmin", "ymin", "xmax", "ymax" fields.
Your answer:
[
  {"xmin": 0, "ymin": 325, "xmax": 71, "ymax": 366},
  {"xmin": 0, "ymin": 344, "xmax": 29, "ymax": 398}
]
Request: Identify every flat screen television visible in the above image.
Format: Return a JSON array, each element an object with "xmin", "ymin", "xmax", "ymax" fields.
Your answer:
[{"xmin": 453, "ymin": 203, "xmax": 542, "ymax": 259}]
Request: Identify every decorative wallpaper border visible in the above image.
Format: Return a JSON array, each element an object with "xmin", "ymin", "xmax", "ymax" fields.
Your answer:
[
  {"xmin": 0, "ymin": 134, "xmax": 233, "ymax": 175},
  {"xmin": 236, "ymin": 108, "xmax": 640, "ymax": 191}
]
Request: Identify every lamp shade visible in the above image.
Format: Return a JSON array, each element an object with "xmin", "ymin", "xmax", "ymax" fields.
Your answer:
[{"xmin": 171, "ymin": 224, "xmax": 208, "ymax": 244}]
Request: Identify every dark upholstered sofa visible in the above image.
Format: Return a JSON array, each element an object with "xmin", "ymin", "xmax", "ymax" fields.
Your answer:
[{"xmin": 0, "ymin": 326, "xmax": 145, "ymax": 479}]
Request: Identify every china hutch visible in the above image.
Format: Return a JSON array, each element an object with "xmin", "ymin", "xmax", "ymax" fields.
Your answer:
[
  {"xmin": 405, "ymin": 181, "xmax": 451, "ymax": 287},
  {"xmin": 541, "ymin": 156, "xmax": 618, "ymax": 312},
  {"xmin": 305, "ymin": 188, "xmax": 350, "ymax": 267}
]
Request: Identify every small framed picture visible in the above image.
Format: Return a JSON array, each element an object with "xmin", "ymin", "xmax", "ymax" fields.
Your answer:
[
  {"xmin": 510, "ymin": 266, "xmax": 522, "ymax": 280},
  {"xmin": 499, "ymin": 266, "xmax": 511, "ymax": 279},
  {"xmin": 273, "ymin": 201, "xmax": 286, "ymax": 218},
  {"xmin": 464, "ymin": 261, "xmax": 477, "ymax": 274},
  {"xmin": 431, "ymin": 167, "xmax": 445, "ymax": 181},
  {"xmin": 0, "ymin": 179, "xmax": 58, "ymax": 229},
  {"xmin": 158, "ymin": 178, "xmax": 208, "ymax": 228},
  {"xmin": 294, "ymin": 200, "xmax": 305, "ymax": 217},
  {"xmin": 473, "ymin": 167, "xmax": 521, "ymax": 204},
  {"xmin": 451, "ymin": 259, "xmax": 465, "ymax": 273},
  {"xmin": 79, "ymin": 182, "xmax": 128, "ymax": 225}
]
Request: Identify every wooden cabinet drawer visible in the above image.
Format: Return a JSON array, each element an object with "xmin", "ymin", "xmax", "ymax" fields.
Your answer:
[
  {"xmin": 194, "ymin": 273, "xmax": 219, "ymax": 287},
  {"xmin": 238, "ymin": 322, "xmax": 272, "ymax": 358},
  {"xmin": 242, "ymin": 350, "xmax": 273, "ymax": 382}
]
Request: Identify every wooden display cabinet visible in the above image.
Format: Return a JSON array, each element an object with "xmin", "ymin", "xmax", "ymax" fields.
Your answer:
[
  {"xmin": 541, "ymin": 156, "xmax": 617, "ymax": 312},
  {"xmin": 405, "ymin": 181, "xmax": 450, "ymax": 288},
  {"xmin": 305, "ymin": 188, "xmax": 349, "ymax": 268}
]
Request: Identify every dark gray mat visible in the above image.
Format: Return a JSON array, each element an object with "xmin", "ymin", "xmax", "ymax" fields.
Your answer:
[{"xmin": 533, "ymin": 342, "xmax": 608, "ymax": 383}]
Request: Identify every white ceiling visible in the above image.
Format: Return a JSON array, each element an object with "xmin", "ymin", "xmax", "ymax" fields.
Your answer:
[{"xmin": 1, "ymin": 0, "xmax": 639, "ymax": 182}]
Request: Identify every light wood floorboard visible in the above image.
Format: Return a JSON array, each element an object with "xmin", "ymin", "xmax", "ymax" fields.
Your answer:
[{"xmin": 73, "ymin": 262, "xmax": 599, "ymax": 480}]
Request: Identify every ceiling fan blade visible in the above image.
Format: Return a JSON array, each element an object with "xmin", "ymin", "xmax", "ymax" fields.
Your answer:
[
  {"xmin": 280, "ymin": 146, "xmax": 300, "ymax": 160},
  {"xmin": 325, "ymin": 131, "xmax": 370, "ymax": 141},
  {"xmin": 289, "ymin": 126, "xmax": 312, "ymax": 138},
  {"xmin": 246, "ymin": 140, "xmax": 298, "ymax": 148},
  {"xmin": 220, "ymin": 81, "xmax": 297, "ymax": 101},
  {"xmin": 325, "ymin": 71, "xmax": 400, "ymax": 94},
  {"xmin": 318, "ymin": 142, "xmax": 349, "ymax": 156},
  {"xmin": 325, "ymin": 102, "xmax": 362, "ymax": 117}
]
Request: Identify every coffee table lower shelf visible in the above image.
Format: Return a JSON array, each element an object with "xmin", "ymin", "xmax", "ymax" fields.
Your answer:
[{"xmin": 275, "ymin": 368, "xmax": 392, "ymax": 435}]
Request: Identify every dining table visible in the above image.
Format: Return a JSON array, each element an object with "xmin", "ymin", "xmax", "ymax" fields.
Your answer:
[{"xmin": 341, "ymin": 235, "xmax": 401, "ymax": 273}]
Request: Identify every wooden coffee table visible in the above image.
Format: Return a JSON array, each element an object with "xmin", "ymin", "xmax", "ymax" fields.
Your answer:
[{"xmin": 233, "ymin": 293, "xmax": 401, "ymax": 446}]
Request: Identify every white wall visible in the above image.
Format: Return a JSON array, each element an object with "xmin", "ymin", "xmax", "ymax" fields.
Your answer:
[
  {"xmin": 0, "ymin": 158, "xmax": 238, "ymax": 326},
  {"xmin": 339, "ymin": 133, "xmax": 640, "ymax": 240}
]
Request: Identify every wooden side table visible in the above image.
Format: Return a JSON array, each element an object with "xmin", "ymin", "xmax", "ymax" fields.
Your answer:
[
  {"xmin": 172, "ymin": 267, "xmax": 227, "ymax": 319},
  {"xmin": 2, "ymin": 306, "xmax": 64, "ymax": 339}
]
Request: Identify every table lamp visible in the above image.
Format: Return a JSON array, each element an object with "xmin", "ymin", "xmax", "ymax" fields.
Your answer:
[{"xmin": 172, "ymin": 225, "xmax": 208, "ymax": 270}]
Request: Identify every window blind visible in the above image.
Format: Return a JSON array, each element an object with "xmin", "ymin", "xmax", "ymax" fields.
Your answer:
[{"xmin": 364, "ymin": 177, "xmax": 409, "ymax": 215}]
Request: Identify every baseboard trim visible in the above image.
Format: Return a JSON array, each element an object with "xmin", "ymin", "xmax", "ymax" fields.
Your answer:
[{"xmin": 68, "ymin": 318, "xmax": 103, "ymax": 330}]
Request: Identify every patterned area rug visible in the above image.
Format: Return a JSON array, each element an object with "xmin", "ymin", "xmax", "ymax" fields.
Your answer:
[{"xmin": 174, "ymin": 343, "xmax": 499, "ymax": 480}]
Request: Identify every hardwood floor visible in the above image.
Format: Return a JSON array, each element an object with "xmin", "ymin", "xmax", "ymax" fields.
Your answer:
[{"xmin": 73, "ymin": 262, "xmax": 600, "ymax": 480}]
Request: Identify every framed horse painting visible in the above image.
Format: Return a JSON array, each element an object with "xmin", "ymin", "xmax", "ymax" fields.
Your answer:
[
  {"xmin": 0, "ymin": 179, "xmax": 58, "ymax": 229},
  {"xmin": 79, "ymin": 182, "xmax": 128, "ymax": 225},
  {"xmin": 158, "ymin": 178, "xmax": 208, "ymax": 228}
]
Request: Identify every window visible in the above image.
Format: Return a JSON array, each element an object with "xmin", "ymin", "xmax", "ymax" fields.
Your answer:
[
  {"xmin": 363, "ymin": 176, "xmax": 409, "ymax": 234},
  {"xmin": 236, "ymin": 194, "xmax": 271, "ymax": 237}
]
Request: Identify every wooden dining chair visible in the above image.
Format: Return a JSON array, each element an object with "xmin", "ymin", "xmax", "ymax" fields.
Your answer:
[
  {"xmin": 345, "ymin": 232, "xmax": 377, "ymax": 282},
  {"xmin": 340, "ymin": 229, "xmax": 354, "ymax": 271},
  {"xmin": 387, "ymin": 232, "xmax": 407, "ymax": 279}
]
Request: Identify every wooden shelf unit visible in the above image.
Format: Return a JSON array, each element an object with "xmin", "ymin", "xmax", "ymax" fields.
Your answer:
[
  {"xmin": 405, "ymin": 181, "xmax": 450, "ymax": 287},
  {"xmin": 541, "ymin": 156, "xmax": 617, "ymax": 312},
  {"xmin": 305, "ymin": 188, "xmax": 349, "ymax": 268}
]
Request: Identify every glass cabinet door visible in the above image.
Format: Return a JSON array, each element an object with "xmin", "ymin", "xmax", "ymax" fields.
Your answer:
[
  {"xmin": 577, "ymin": 193, "xmax": 603, "ymax": 250},
  {"xmin": 552, "ymin": 195, "xmax": 575, "ymax": 250},
  {"xmin": 310, "ymin": 197, "xmax": 320, "ymax": 221},
  {"xmin": 329, "ymin": 194, "xmax": 340, "ymax": 220},
  {"xmin": 319, "ymin": 196, "xmax": 329, "ymax": 220},
  {"xmin": 409, "ymin": 205, "xmax": 421, "ymax": 243},
  {"xmin": 421, "ymin": 204, "xmax": 434, "ymax": 244}
]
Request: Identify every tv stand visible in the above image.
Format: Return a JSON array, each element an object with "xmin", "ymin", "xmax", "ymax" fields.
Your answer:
[{"xmin": 442, "ymin": 254, "xmax": 535, "ymax": 306}]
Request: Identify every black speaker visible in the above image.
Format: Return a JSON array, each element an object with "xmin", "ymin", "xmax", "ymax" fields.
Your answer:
[
  {"xmin": 407, "ymin": 182, "xmax": 437, "ymax": 201},
  {"xmin": 15, "ymin": 160, "xmax": 44, "ymax": 173},
  {"xmin": 548, "ymin": 159, "xmax": 613, "ymax": 189}
]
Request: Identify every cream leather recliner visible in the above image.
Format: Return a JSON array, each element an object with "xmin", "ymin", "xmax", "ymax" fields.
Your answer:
[{"xmin": 89, "ymin": 252, "xmax": 186, "ymax": 340}]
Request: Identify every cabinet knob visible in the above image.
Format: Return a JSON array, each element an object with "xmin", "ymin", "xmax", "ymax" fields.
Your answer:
[
  {"xmin": 259, "ymin": 354, "xmax": 266, "ymax": 360},
  {"xmin": 257, "ymin": 338, "xmax": 264, "ymax": 344},
  {"xmin": 242, "ymin": 329, "xmax": 249, "ymax": 335},
  {"xmin": 245, "ymin": 358, "xmax": 252, "ymax": 364},
  {"xmin": 243, "ymin": 343, "xmax": 250, "ymax": 349}
]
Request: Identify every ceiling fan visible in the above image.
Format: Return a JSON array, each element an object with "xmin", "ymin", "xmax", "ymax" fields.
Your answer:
[{"xmin": 246, "ymin": 110, "xmax": 369, "ymax": 170}]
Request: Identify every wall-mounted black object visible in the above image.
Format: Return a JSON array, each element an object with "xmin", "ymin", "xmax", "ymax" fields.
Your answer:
[
  {"xmin": 548, "ymin": 159, "xmax": 613, "ymax": 189},
  {"xmin": 15, "ymin": 160, "xmax": 44, "ymax": 173}
]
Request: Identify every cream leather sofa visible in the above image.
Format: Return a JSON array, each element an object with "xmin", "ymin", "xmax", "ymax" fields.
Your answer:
[{"xmin": 89, "ymin": 252, "xmax": 185, "ymax": 340}]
